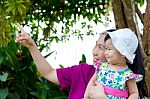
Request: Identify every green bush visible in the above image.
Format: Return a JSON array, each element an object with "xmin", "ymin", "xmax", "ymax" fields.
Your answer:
[{"xmin": 0, "ymin": 39, "xmax": 68, "ymax": 99}]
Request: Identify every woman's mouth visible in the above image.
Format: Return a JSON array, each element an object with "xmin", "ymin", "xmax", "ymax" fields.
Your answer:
[{"xmin": 93, "ymin": 58, "xmax": 99, "ymax": 64}]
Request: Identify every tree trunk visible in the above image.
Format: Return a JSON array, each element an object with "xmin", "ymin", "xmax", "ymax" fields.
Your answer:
[
  {"xmin": 112, "ymin": 0, "xmax": 150, "ymax": 94},
  {"xmin": 143, "ymin": 0, "xmax": 150, "ymax": 56},
  {"xmin": 112, "ymin": 0, "xmax": 126, "ymax": 28},
  {"xmin": 112, "ymin": 0, "xmax": 136, "ymax": 32},
  {"xmin": 143, "ymin": 0, "xmax": 150, "ymax": 94}
]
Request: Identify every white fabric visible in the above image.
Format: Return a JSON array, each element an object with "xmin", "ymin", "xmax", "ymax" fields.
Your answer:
[{"xmin": 107, "ymin": 28, "xmax": 138, "ymax": 64}]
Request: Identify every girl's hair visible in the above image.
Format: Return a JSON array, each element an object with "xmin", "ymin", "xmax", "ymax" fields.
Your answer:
[{"xmin": 104, "ymin": 30, "xmax": 149, "ymax": 98}]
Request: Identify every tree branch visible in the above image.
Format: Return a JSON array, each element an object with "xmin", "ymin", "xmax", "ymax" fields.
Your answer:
[
  {"xmin": 131, "ymin": 0, "xmax": 147, "ymax": 57},
  {"xmin": 135, "ymin": 5, "xmax": 144, "ymax": 24}
]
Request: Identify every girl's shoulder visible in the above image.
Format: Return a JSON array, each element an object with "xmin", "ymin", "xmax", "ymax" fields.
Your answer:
[{"xmin": 124, "ymin": 68, "xmax": 143, "ymax": 82}]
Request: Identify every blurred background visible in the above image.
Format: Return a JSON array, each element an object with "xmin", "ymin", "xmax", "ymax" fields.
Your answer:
[{"xmin": 0, "ymin": 0, "xmax": 149, "ymax": 98}]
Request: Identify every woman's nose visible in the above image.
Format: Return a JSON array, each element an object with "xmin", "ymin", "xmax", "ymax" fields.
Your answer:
[
  {"xmin": 93, "ymin": 52, "xmax": 97, "ymax": 56},
  {"xmin": 93, "ymin": 47, "xmax": 98, "ymax": 56}
]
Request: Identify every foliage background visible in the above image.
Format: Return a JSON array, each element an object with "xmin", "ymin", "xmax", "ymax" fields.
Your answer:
[{"xmin": 0, "ymin": 0, "xmax": 149, "ymax": 98}]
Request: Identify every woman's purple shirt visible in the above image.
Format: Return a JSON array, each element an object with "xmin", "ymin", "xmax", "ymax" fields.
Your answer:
[{"xmin": 56, "ymin": 63, "xmax": 95, "ymax": 99}]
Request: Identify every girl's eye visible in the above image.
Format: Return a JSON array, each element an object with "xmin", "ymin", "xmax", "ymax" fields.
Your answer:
[{"xmin": 105, "ymin": 48, "xmax": 111, "ymax": 50}]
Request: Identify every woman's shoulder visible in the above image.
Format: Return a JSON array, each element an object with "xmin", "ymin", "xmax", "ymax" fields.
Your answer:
[
  {"xmin": 65, "ymin": 63, "xmax": 94, "ymax": 71},
  {"xmin": 78, "ymin": 63, "xmax": 94, "ymax": 69}
]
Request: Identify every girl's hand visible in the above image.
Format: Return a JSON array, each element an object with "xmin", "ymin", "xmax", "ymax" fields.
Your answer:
[
  {"xmin": 88, "ymin": 81, "xmax": 107, "ymax": 99},
  {"xmin": 15, "ymin": 23, "xmax": 35, "ymax": 48}
]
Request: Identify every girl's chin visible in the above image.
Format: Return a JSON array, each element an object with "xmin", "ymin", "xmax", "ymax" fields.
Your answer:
[{"xmin": 107, "ymin": 60, "xmax": 111, "ymax": 63}]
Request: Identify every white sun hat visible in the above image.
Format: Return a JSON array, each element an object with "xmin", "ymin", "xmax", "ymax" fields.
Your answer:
[{"xmin": 107, "ymin": 28, "xmax": 138, "ymax": 64}]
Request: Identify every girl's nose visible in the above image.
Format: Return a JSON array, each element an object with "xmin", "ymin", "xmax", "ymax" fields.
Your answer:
[{"xmin": 105, "ymin": 50, "xmax": 109, "ymax": 55}]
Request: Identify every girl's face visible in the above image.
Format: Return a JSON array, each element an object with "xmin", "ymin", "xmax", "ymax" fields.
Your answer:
[
  {"xmin": 92, "ymin": 34, "xmax": 107, "ymax": 64},
  {"xmin": 104, "ymin": 39, "xmax": 126, "ymax": 65}
]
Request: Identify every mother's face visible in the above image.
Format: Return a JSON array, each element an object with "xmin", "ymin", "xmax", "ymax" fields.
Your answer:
[{"xmin": 92, "ymin": 34, "xmax": 106, "ymax": 64}]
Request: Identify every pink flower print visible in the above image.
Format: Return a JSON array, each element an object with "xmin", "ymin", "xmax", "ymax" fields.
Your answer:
[{"xmin": 111, "ymin": 75, "xmax": 115, "ymax": 79}]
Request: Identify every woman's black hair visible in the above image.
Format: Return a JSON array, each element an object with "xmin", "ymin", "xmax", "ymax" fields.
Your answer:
[
  {"xmin": 127, "ymin": 44, "xmax": 149, "ymax": 98},
  {"xmin": 104, "ymin": 29, "xmax": 149, "ymax": 98},
  {"xmin": 104, "ymin": 34, "xmax": 111, "ymax": 42},
  {"xmin": 106, "ymin": 29, "xmax": 116, "ymax": 32},
  {"xmin": 104, "ymin": 29, "xmax": 116, "ymax": 42}
]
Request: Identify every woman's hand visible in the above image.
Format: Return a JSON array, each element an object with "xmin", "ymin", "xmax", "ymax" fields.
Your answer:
[
  {"xmin": 88, "ymin": 81, "xmax": 107, "ymax": 99},
  {"xmin": 15, "ymin": 23, "xmax": 35, "ymax": 49}
]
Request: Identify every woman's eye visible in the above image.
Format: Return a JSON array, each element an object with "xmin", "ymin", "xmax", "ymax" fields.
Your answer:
[
  {"xmin": 99, "ymin": 46, "xmax": 104, "ymax": 50},
  {"xmin": 99, "ymin": 46, "xmax": 102, "ymax": 49}
]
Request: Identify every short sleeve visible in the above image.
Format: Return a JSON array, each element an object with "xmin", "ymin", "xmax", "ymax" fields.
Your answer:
[
  {"xmin": 56, "ymin": 64, "xmax": 95, "ymax": 91},
  {"xmin": 56, "ymin": 65, "xmax": 77, "ymax": 90},
  {"xmin": 127, "ymin": 74, "xmax": 143, "ymax": 82}
]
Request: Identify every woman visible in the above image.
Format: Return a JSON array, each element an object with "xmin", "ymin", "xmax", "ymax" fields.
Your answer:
[{"xmin": 16, "ymin": 23, "xmax": 108, "ymax": 99}]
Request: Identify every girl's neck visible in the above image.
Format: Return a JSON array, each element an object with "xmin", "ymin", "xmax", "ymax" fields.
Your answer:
[
  {"xmin": 110, "ymin": 63, "xmax": 127, "ymax": 67},
  {"xmin": 107, "ymin": 63, "xmax": 128, "ymax": 71}
]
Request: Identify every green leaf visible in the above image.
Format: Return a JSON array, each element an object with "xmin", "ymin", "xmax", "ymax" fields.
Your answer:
[
  {"xmin": 55, "ymin": 36, "xmax": 60, "ymax": 43},
  {"xmin": 82, "ymin": 54, "xmax": 86, "ymax": 63},
  {"xmin": 59, "ymin": 64, "xmax": 64, "ymax": 68},
  {"xmin": 0, "ymin": 56, "xmax": 3, "ymax": 65},
  {"xmin": 39, "ymin": 89, "xmax": 47, "ymax": 99},
  {"xmin": 0, "ymin": 72, "xmax": 9, "ymax": 82},
  {"xmin": 5, "ymin": 47, "xmax": 19, "ymax": 70},
  {"xmin": 136, "ymin": 0, "xmax": 145, "ymax": 7},
  {"xmin": 139, "ymin": 0, "xmax": 145, "ymax": 7},
  {"xmin": 5, "ymin": 6, "xmax": 13, "ymax": 13},
  {"xmin": 44, "ymin": 51, "xmax": 55, "ymax": 58},
  {"xmin": 0, "ymin": 88, "xmax": 9, "ymax": 99},
  {"xmin": 0, "ymin": 49, "xmax": 4, "ymax": 65},
  {"xmin": 53, "ymin": 96, "xmax": 68, "ymax": 99},
  {"xmin": 7, "ymin": 92, "xmax": 20, "ymax": 99}
]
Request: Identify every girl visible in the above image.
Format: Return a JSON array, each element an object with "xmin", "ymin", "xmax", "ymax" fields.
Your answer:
[{"xmin": 84, "ymin": 28, "xmax": 146, "ymax": 99}]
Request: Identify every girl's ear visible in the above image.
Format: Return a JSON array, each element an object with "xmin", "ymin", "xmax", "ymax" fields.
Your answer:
[{"xmin": 123, "ymin": 56, "xmax": 128, "ymax": 63}]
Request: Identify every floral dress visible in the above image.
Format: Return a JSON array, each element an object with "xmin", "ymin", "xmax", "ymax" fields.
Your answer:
[{"xmin": 96, "ymin": 62, "xmax": 143, "ymax": 99}]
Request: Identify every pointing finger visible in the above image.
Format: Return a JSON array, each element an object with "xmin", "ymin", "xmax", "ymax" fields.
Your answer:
[
  {"xmin": 16, "ymin": 23, "xmax": 26, "ymax": 33},
  {"xmin": 16, "ymin": 33, "xmax": 21, "ymax": 37}
]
